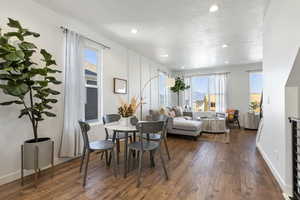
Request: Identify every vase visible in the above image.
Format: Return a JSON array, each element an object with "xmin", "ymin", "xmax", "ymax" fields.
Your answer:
[
  {"xmin": 23, "ymin": 137, "xmax": 54, "ymax": 170},
  {"xmin": 120, "ymin": 116, "xmax": 131, "ymax": 126}
]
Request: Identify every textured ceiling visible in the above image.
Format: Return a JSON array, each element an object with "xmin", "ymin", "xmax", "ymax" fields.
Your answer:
[{"xmin": 35, "ymin": 0, "xmax": 268, "ymax": 70}]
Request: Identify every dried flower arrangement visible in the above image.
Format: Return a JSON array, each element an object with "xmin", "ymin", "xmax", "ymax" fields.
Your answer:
[{"xmin": 118, "ymin": 97, "xmax": 140, "ymax": 118}]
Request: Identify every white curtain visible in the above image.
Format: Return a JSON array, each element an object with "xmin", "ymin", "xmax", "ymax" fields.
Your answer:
[
  {"xmin": 59, "ymin": 30, "xmax": 85, "ymax": 158},
  {"xmin": 213, "ymin": 74, "xmax": 228, "ymax": 112}
]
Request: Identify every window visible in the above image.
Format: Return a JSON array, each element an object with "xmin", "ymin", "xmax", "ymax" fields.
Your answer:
[
  {"xmin": 159, "ymin": 72, "xmax": 168, "ymax": 106},
  {"xmin": 249, "ymin": 71, "xmax": 263, "ymax": 113},
  {"xmin": 83, "ymin": 47, "xmax": 102, "ymax": 122},
  {"xmin": 185, "ymin": 74, "xmax": 227, "ymax": 112},
  {"xmin": 190, "ymin": 76, "xmax": 213, "ymax": 112}
]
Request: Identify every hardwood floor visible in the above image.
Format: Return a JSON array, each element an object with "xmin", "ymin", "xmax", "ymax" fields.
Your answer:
[{"xmin": 0, "ymin": 129, "xmax": 283, "ymax": 200}]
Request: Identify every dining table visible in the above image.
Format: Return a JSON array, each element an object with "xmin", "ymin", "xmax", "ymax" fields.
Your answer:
[{"xmin": 103, "ymin": 122, "xmax": 138, "ymax": 178}]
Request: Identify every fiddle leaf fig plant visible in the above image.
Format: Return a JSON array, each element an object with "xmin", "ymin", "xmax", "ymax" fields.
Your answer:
[
  {"xmin": 0, "ymin": 18, "xmax": 61, "ymax": 141},
  {"xmin": 170, "ymin": 77, "xmax": 190, "ymax": 106}
]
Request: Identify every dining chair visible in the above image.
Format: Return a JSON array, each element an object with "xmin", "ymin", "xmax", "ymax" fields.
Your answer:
[
  {"xmin": 141, "ymin": 115, "xmax": 171, "ymax": 160},
  {"xmin": 127, "ymin": 120, "xmax": 169, "ymax": 187},
  {"xmin": 227, "ymin": 110, "xmax": 241, "ymax": 129},
  {"xmin": 78, "ymin": 121, "xmax": 117, "ymax": 187},
  {"xmin": 103, "ymin": 114, "xmax": 133, "ymax": 164}
]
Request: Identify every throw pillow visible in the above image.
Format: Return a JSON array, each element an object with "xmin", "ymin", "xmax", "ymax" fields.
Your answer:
[{"xmin": 172, "ymin": 106, "xmax": 183, "ymax": 117}]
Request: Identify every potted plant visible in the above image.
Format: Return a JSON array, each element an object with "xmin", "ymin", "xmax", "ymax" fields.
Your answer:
[
  {"xmin": 170, "ymin": 77, "xmax": 190, "ymax": 106},
  {"xmin": 118, "ymin": 97, "xmax": 140, "ymax": 126},
  {"xmin": 0, "ymin": 18, "xmax": 61, "ymax": 184}
]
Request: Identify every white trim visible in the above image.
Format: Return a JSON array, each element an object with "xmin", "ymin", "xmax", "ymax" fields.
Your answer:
[
  {"xmin": 256, "ymin": 143, "xmax": 287, "ymax": 194},
  {"xmin": 0, "ymin": 157, "xmax": 70, "ymax": 185}
]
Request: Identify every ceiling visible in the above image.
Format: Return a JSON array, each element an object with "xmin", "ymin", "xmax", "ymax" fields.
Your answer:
[{"xmin": 35, "ymin": 0, "xmax": 268, "ymax": 70}]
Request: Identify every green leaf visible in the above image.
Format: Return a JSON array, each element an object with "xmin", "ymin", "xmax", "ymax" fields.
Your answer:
[
  {"xmin": 0, "ymin": 100, "xmax": 23, "ymax": 106},
  {"xmin": 40, "ymin": 49, "xmax": 56, "ymax": 66},
  {"xmin": 46, "ymin": 76, "xmax": 62, "ymax": 85},
  {"xmin": 47, "ymin": 68, "xmax": 61, "ymax": 73},
  {"xmin": 18, "ymin": 108, "xmax": 30, "ymax": 118},
  {"xmin": 0, "ymin": 74, "xmax": 12, "ymax": 80},
  {"xmin": 4, "ymin": 32, "xmax": 24, "ymax": 41},
  {"xmin": 19, "ymin": 42, "xmax": 37, "ymax": 50},
  {"xmin": 45, "ymin": 98, "xmax": 58, "ymax": 104},
  {"xmin": 42, "ymin": 111, "xmax": 56, "ymax": 117},
  {"xmin": 7, "ymin": 18, "xmax": 22, "ymax": 30},
  {"xmin": 0, "ymin": 36, "xmax": 8, "ymax": 45},
  {"xmin": 4, "ymin": 52, "xmax": 21, "ymax": 61},
  {"xmin": 43, "ymin": 88, "xmax": 60, "ymax": 95},
  {"xmin": 2, "ymin": 82, "xmax": 29, "ymax": 97},
  {"xmin": 15, "ymin": 50, "xmax": 25, "ymax": 59},
  {"xmin": 36, "ymin": 80, "xmax": 48, "ymax": 87},
  {"xmin": 22, "ymin": 29, "xmax": 40, "ymax": 38}
]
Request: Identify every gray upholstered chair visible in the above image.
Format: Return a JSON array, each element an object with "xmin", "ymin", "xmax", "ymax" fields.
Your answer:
[
  {"xmin": 78, "ymin": 121, "xmax": 117, "ymax": 186},
  {"xmin": 141, "ymin": 115, "xmax": 171, "ymax": 160},
  {"xmin": 127, "ymin": 120, "xmax": 169, "ymax": 187},
  {"xmin": 103, "ymin": 114, "xmax": 133, "ymax": 164}
]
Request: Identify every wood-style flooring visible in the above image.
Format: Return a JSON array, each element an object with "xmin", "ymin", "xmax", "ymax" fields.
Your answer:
[{"xmin": 0, "ymin": 129, "xmax": 283, "ymax": 200}]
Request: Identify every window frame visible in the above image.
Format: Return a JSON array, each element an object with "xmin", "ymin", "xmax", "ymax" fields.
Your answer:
[
  {"xmin": 158, "ymin": 71, "xmax": 169, "ymax": 107},
  {"xmin": 248, "ymin": 71, "xmax": 263, "ymax": 113},
  {"xmin": 82, "ymin": 42, "xmax": 103, "ymax": 124}
]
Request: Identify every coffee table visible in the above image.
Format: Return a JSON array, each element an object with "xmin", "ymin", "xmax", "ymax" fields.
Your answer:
[{"xmin": 197, "ymin": 117, "xmax": 227, "ymax": 133}]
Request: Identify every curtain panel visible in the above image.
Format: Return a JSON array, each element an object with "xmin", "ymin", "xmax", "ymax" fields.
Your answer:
[{"xmin": 59, "ymin": 30, "xmax": 85, "ymax": 158}]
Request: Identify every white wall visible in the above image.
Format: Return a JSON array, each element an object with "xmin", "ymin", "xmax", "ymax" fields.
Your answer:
[
  {"xmin": 173, "ymin": 62, "xmax": 262, "ymax": 126},
  {"xmin": 0, "ymin": 0, "xmax": 169, "ymax": 185},
  {"xmin": 257, "ymin": 0, "xmax": 300, "ymax": 195}
]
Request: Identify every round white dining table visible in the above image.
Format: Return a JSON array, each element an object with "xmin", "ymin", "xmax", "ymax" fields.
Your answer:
[{"xmin": 103, "ymin": 122, "xmax": 138, "ymax": 178}]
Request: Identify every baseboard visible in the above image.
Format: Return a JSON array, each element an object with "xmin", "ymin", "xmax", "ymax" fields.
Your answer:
[
  {"xmin": 256, "ymin": 143, "xmax": 289, "ymax": 194},
  {"xmin": 0, "ymin": 157, "xmax": 70, "ymax": 186}
]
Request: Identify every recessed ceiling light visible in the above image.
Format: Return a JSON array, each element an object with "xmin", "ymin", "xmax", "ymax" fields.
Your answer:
[
  {"xmin": 131, "ymin": 28, "xmax": 138, "ymax": 34},
  {"xmin": 209, "ymin": 4, "xmax": 219, "ymax": 13},
  {"xmin": 160, "ymin": 54, "xmax": 169, "ymax": 58},
  {"xmin": 181, "ymin": 66, "xmax": 185, "ymax": 69},
  {"xmin": 224, "ymin": 61, "xmax": 229, "ymax": 64},
  {"xmin": 222, "ymin": 44, "xmax": 228, "ymax": 48}
]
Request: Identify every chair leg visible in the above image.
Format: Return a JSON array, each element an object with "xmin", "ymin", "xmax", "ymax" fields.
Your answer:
[
  {"xmin": 163, "ymin": 138, "xmax": 171, "ymax": 160},
  {"xmin": 137, "ymin": 150, "xmax": 144, "ymax": 187},
  {"xmin": 150, "ymin": 150, "xmax": 155, "ymax": 168},
  {"xmin": 129, "ymin": 135, "xmax": 133, "ymax": 143},
  {"xmin": 100, "ymin": 152, "xmax": 104, "ymax": 160},
  {"xmin": 116, "ymin": 139, "xmax": 120, "ymax": 165},
  {"xmin": 159, "ymin": 147, "xmax": 169, "ymax": 180},
  {"xmin": 105, "ymin": 150, "xmax": 109, "ymax": 167},
  {"xmin": 111, "ymin": 148, "xmax": 117, "ymax": 177},
  {"xmin": 80, "ymin": 148, "xmax": 86, "ymax": 173},
  {"xmin": 83, "ymin": 150, "xmax": 90, "ymax": 187},
  {"xmin": 128, "ymin": 149, "xmax": 132, "ymax": 173},
  {"xmin": 237, "ymin": 119, "xmax": 241, "ymax": 129}
]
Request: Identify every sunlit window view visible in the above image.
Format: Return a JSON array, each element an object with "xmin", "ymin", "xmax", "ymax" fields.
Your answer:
[
  {"xmin": 159, "ymin": 72, "xmax": 168, "ymax": 106},
  {"xmin": 249, "ymin": 72, "xmax": 263, "ymax": 113},
  {"xmin": 184, "ymin": 74, "xmax": 227, "ymax": 112},
  {"xmin": 191, "ymin": 76, "xmax": 216, "ymax": 112},
  {"xmin": 84, "ymin": 48, "xmax": 99, "ymax": 121}
]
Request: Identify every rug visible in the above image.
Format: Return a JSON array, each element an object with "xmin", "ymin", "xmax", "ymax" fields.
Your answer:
[{"xmin": 199, "ymin": 129, "xmax": 230, "ymax": 144}]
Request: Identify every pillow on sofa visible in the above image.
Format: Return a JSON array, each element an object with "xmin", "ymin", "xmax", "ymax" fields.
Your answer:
[{"xmin": 172, "ymin": 106, "xmax": 183, "ymax": 117}]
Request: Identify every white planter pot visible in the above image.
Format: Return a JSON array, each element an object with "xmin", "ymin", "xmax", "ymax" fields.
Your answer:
[
  {"xmin": 120, "ymin": 117, "xmax": 131, "ymax": 126},
  {"xmin": 23, "ymin": 137, "xmax": 53, "ymax": 170}
]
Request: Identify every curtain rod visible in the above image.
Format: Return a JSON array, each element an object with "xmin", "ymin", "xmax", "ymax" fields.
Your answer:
[
  {"xmin": 183, "ymin": 71, "xmax": 230, "ymax": 78},
  {"xmin": 60, "ymin": 26, "xmax": 111, "ymax": 50},
  {"xmin": 246, "ymin": 69, "xmax": 262, "ymax": 73}
]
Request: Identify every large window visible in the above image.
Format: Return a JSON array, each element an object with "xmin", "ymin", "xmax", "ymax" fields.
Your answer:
[
  {"xmin": 249, "ymin": 71, "xmax": 263, "ymax": 113},
  {"xmin": 159, "ymin": 72, "xmax": 168, "ymax": 106},
  {"xmin": 190, "ymin": 76, "xmax": 216, "ymax": 112},
  {"xmin": 185, "ymin": 74, "xmax": 227, "ymax": 112},
  {"xmin": 83, "ymin": 46, "xmax": 102, "ymax": 121}
]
